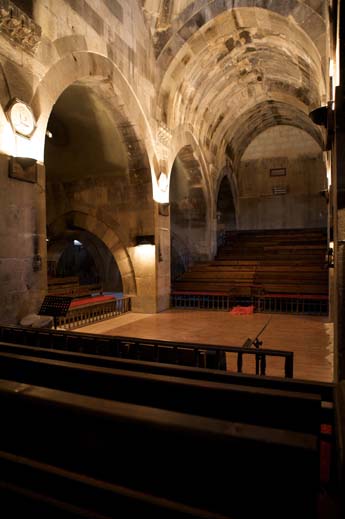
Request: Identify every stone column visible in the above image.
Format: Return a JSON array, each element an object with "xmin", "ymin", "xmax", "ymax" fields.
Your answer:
[
  {"xmin": 0, "ymin": 154, "xmax": 47, "ymax": 324},
  {"xmin": 156, "ymin": 202, "xmax": 171, "ymax": 311},
  {"xmin": 129, "ymin": 239, "xmax": 157, "ymax": 313}
]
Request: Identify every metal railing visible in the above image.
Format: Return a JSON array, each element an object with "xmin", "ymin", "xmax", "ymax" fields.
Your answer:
[
  {"xmin": 171, "ymin": 292, "xmax": 328, "ymax": 315},
  {"xmin": 57, "ymin": 296, "xmax": 131, "ymax": 330}
]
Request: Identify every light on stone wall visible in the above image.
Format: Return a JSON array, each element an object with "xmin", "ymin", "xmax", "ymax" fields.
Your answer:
[
  {"xmin": 134, "ymin": 236, "xmax": 155, "ymax": 263},
  {"xmin": 1, "ymin": 121, "xmax": 16, "ymax": 157},
  {"xmin": 327, "ymin": 241, "xmax": 334, "ymax": 268},
  {"xmin": 153, "ymin": 172, "xmax": 169, "ymax": 204},
  {"xmin": 135, "ymin": 235, "xmax": 155, "ymax": 246},
  {"xmin": 15, "ymin": 133, "xmax": 40, "ymax": 160},
  {"xmin": 327, "ymin": 165, "xmax": 332, "ymax": 188}
]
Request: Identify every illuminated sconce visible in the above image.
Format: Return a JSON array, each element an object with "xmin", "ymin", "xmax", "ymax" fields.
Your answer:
[
  {"xmin": 158, "ymin": 172, "xmax": 168, "ymax": 192},
  {"xmin": 135, "ymin": 235, "xmax": 155, "ymax": 247},
  {"xmin": 327, "ymin": 241, "xmax": 334, "ymax": 268},
  {"xmin": 8, "ymin": 156, "xmax": 37, "ymax": 183},
  {"xmin": 153, "ymin": 172, "xmax": 169, "ymax": 204}
]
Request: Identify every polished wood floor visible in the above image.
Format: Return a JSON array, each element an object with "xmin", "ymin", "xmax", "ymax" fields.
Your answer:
[{"xmin": 75, "ymin": 310, "xmax": 333, "ymax": 383}]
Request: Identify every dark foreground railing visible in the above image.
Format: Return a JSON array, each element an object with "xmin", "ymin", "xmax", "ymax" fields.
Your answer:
[{"xmin": 0, "ymin": 325, "xmax": 294, "ymax": 378}]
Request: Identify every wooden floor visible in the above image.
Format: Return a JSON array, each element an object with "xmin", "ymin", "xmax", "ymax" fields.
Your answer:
[{"xmin": 75, "ymin": 310, "xmax": 334, "ymax": 383}]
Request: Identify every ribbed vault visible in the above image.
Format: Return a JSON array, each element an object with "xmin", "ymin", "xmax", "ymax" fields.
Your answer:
[
  {"xmin": 224, "ymin": 100, "xmax": 324, "ymax": 171},
  {"xmin": 157, "ymin": 5, "xmax": 328, "ymax": 172}
]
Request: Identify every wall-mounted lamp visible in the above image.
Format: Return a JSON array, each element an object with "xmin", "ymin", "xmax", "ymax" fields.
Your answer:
[
  {"xmin": 135, "ymin": 235, "xmax": 155, "ymax": 246},
  {"xmin": 8, "ymin": 156, "xmax": 37, "ymax": 183},
  {"xmin": 327, "ymin": 241, "xmax": 334, "ymax": 268},
  {"xmin": 158, "ymin": 172, "xmax": 168, "ymax": 192},
  {"xmin": 153, "ymin": 172, "xmax": 169, "ymax": 204}
]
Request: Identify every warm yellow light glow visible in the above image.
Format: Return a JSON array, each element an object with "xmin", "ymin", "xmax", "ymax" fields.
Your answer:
[
  {"xmin": 329, "ymin": 241, "xmax": 334, "ymax": 250},
  {"xmin": 15, "ymin": 134, "xmax": 41, "ymax": 160},
  {"xmin": 153, "ymin": 172, "xmax": 170, "ymax": 203},
  {"xmin": 329, "ymin": 59, "xmax": 334, "ymax": 78},
  {"xmin": 0, "ymin": 118, "xmax": 43, "ymax": 160},
  {"xmin": 158, "ymin": 172, "xmax": 168, "ymax": 192},
  {"xmin": 327, "ymin": 165, "xmax": 332, "ymax": 188},
  {"xmin": 131, "ymin": 243, "xmax": 156, "ymax": 268},
  {"xmin": 0, "ymin": 121, "xmax": 16, "ymax": 156}
]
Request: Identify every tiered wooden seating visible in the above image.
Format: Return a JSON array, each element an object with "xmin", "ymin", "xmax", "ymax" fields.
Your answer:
[
  {"xmin": 0, "ymin": 377, "xmax": 319, "ymax": 519},
  {"xmin": 0, "ymin": 325, "xmax": 336, "ymax": 518},
  {"xmin": 48, "ymin": 276, "xmax": 103, "ymax": 298},
  {"xmin": 172, "ymin": 228, "xmax": 329, "ymax": 312}
]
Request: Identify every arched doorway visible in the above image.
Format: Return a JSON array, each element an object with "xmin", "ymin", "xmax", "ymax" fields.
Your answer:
[
  {"xmin": 170, "ymin": 145, "xmax": 208, "ymax": 281},
  {"xmin": 43, "ymin": 72, "xmax": 155, "ymax": 309},
  {"xmin": 47, "ymin": 230, "xmax": 123, "ymax": 295},
  {"xmin": 216, "ymin": 175, "xmax": 236, "ymax": 247}
]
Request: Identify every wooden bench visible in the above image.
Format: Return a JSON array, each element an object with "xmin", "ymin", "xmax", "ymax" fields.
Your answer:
[
  {"xmin": 0, "ymin": 349, "xmax": 321, "ymax": 435},
  {"xmin": 48, "ymin": 277, "xmax": 103, "ymax": 298},
  {"xmin": 0, "ymin": 378, "xmax": 320, "ymax": 518},
  {"xmin": 0, "ymin": 338, "xmax": 334, "ymax": 425},
  {"xmin": 0, "ymin": 338, "xmax": 332, "ymax": 397},
  {"xmin": 0, "ymin": 450, "xmax": 220, "ymax": 519}
]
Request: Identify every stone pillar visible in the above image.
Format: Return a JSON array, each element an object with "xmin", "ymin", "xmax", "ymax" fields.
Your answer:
[
  {"xmin": 156, "ymin": 202, "xmax": 171, "ymax": 311},
  {"xmin": 129, "ymin": 240, "xmax": 157, "ymax": 313},
  {"xmin": 0, "ymin": 154, "xmax": 47, "ymax": 324}
]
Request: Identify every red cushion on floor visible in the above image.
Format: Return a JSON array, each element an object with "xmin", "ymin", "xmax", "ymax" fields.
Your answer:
[{"xmin": 229, "ymin": 305, "xmax": 254, "ymax": 315}]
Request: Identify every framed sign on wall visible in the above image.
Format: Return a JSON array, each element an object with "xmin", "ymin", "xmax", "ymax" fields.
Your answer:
[{"xmin": 270, "ymin": 167, "xmax": 286, "ymax": 177}]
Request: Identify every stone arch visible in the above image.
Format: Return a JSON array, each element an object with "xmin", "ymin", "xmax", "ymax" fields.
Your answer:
[
  {"xmin": 29, "ymin": 50, "xmax": 157, "ymax": 186},
  {"xmin": 223, "ymin": 101, "xmax": 325, "ymax": 172},
  {"xmin": 216, "ymin": 169, "xmax": 238, "ymax": 222},
  {"xmin": 169, "ymin": 142, "xmax": 211, "ymax": 267},
  {"xmin": 47, "ymin": 211, "xmax": 136, "ymax": 295},
  {"xmin": 156, "ymin": 1, "xmax": 327, "ymax": 68},
  {"xmin": 168, "ymin": 126, "xmax": 212, "ymax": 209},
  {"xmin": 157, "ymin": 6, "xmax": 327, "ymax": 159},
  {"xmin": 236, "ymin": 124, "xmax": 327, "ymax": 230}
]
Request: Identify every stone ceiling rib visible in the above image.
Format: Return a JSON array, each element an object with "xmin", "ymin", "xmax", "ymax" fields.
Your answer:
[{"xmin": 158, "ymin": 5, "xmax": 327, "ymax": 169}]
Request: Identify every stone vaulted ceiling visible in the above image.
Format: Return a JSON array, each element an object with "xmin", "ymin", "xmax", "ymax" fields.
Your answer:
[{"xmin": 146, "ymin": 1, "xmax": 329, "ymax": 173}]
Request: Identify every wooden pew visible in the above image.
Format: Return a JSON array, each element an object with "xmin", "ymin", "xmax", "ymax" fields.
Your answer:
[
  {"xmin": 0, "ymin": 379, "xmax": 320, "ymax": 519},
  {"xmin": 48, "ymin": 277, "xmax": 103, "ymax": 298},
  {"xmin": 0, "ymin": 450, "xmax": 223, "ymax": 518},
  {"xmin": 0, "ymin": 338, "xmax": 333, "ymax": 402},
  {"xmin": 0, "ymin": 338, "xmax": 334, "ymax": 432},
  {"xmin": 0, "ymin": 349, "xmax": 321, "ymax": 435}
]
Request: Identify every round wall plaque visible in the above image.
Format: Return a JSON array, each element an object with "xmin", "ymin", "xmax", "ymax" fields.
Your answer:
[{"xmin": 7, "ymin": 99, "xmax": 36, "ymax": 137}]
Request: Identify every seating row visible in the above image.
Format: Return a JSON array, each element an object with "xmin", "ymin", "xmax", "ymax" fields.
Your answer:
[{"xmin": 0, "ymin": 324, "xmax": 337, "ymax": 518}]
